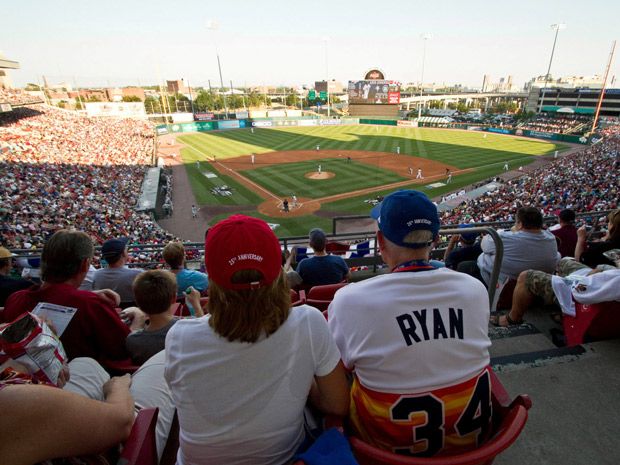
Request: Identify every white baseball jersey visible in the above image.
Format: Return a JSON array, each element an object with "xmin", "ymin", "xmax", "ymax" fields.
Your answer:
[{"xmin": 328, "ymin": 268, "xmax": 490, "ymax": 393}]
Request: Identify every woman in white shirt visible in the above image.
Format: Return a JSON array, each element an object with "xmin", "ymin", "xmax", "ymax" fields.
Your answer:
[{"xmin": 165, "ymin": 215, "xmax": 349, "ymax": 465}]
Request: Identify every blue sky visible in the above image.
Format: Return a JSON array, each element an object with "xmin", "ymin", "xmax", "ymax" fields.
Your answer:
[{"xmin": 2, "ymin": 0, "xmax": 619, "ymax": 89}]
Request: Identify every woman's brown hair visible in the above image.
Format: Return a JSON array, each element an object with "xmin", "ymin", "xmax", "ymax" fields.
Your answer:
[
  {"xmin": 607, "ymin": 209, "xmax": 620, "ymax": 242},
  {"xmin": 207, "ymin": 269, "xmax": 291, "ymax": 343}
]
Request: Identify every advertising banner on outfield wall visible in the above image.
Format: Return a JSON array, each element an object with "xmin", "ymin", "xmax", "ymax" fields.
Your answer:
[
  {"xmin": 297, "ymin": 119, "xmax": 318, "ymax": 126},
  {"xmin": 276, "ymin": 120, "xmax": 299, "ymax": 127},
  {"xmin": 169, "ymin": 121, "xmax": 216, "ymax": 133},
  {"xmin": 397, "ymin": 120, "xmax": 416, "ymax": 127},
  {"xmin": 319, "ymin": 119, "xmax": 342, "ymax": 126},
  {"xmin": 156, "ymin": 125, "xmax": 169, "ymax": 135},
  {"xmin": 252, "ymin": 120, "xmax": 273, "ymax": 127},
  {"xmin": 216, "ymin": 120, "xmax": 247, "ymax": 129},
  {"xmin": 487, "ymin": 127, "xmax": 512, "ymax": 134},
  {"xmin": 235, "ymin": 111, "xmax": 249, "ymax": 119},
  {"xmin": 526, "ymin": 130, "xmax": 555, "ymax": 140},
  {"xmin": 218, "ymin": 120, "xmax": 241, "ymax": 129}
]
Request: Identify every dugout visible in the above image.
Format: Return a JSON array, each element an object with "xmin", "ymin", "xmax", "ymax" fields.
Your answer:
[{"xmin": 136, "ymin": 167, "xmax": 167, "ymax": 219}]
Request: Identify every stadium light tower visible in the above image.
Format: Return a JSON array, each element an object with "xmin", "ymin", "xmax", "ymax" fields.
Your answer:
[
  {"xmin": 323, "ymin": 36, "xmax": 331, "ymax": 117},
  {"xmin": 207, "ymin": 19, "xmax": 229, "ymax": 118},
  {"xmin": 538, "ymin": 23, "xmax": 567, "ymax": 113},
  {"xmin": 418, "ymin": 33, "xmax": 432, "ymax": 119}
]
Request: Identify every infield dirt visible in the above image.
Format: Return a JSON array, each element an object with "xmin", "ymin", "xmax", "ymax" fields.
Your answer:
[{"xmin": 215, "ymin": 150, "xmax": 462, "ymax": 217}]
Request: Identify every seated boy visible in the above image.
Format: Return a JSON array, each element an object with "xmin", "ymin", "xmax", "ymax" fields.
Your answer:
[{"xmin": 124, "ymin": 270, "xmax": 203, "ymax": 365}]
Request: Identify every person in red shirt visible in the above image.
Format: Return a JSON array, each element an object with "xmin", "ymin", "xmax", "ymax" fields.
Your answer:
[
  {"xmin": 551, "ymin": 209, "xmax": 578, "ymax": 258},
  {"xmin": 2, "ymin": 230, "xmax": 131, "ymax": 362}
]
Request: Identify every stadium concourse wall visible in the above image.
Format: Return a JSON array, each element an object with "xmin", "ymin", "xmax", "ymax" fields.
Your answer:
[{"xmin": 156, "ymin": 117, "xmax": 589, "ymax": 145}]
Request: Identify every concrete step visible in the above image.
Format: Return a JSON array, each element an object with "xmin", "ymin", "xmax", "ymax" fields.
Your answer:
[
  {"xmin": 489, "ymin": 323, "xmax": 557, "ymax": 358},
  {"xmin": 494, "ymin": 339, "xmax": 620, "ymax": 465}
]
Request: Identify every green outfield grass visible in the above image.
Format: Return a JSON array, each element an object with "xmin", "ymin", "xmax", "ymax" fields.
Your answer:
[
  {"xmin": 177, "ymin": 125, "xmax": 566, "ymax": 168},
  {"xmin": 176, "ymin": 125, "xmax": 569, "ymax": 236},
  {"xmin": 240, "ymin": 158, "xmax": 407, "ymax": 199}
]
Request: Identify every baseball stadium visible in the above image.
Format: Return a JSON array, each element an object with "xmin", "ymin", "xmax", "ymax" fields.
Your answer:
[{"xmin": 2, "ymin": 5, "xmax": 620, "ymax": 465}]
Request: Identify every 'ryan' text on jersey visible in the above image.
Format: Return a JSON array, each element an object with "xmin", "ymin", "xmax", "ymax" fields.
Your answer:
[{"xmin": 396, "ymin": 308, "xmax": 464, "ymax": 346}]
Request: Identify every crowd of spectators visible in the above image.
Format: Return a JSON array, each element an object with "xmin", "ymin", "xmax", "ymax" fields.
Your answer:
[
  {"xmin": 1, "ymin": 103, "xmax": 618, "ymax": 276},
  {"xmin": 0, "ymin": 88, "xmax": 44, "ymax": 106},
  {"xmin": 441, "ymin": 125, "xmax": 619, "ymax": 225},
  {"xmin": 0, "ymin": 105, "xmax": 176, "ymax": 258},
  {"xmin": 517, "ymin": 114, "xmax": 592, "ymax": 134}
]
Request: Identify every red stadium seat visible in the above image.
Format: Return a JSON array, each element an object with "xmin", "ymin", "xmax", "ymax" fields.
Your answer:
[
  {"xmin": 173, "ymin": 297, "xmax": 209, "ymax": 317},
  {"xmin": 326, "ymin": 241, "xmax": 351, "ymax": 256},
  {"xmin": 306, "ymin": 282, "xmax": 348, "ymax": 311},
  {"xmin": 291, "ymin": 289, "xmax": 306, "ymax": 307},
  {"xmin": 102, "ymin": 358, "xmax": 141, "ymax": 375},
  {"xmin": 118, "ymin": 408, "xmax": 159, "ymax": 465},
  {"xmin": 562, "ymin": 300, "xmax": 620, "ymax": 346},
  {"xmin": 331, "ymin": 370, "xmax": 531, "ymax": 465},
  {"xmin": 490, "ymin": 275, "xmax": 516, "ymax": 312}
]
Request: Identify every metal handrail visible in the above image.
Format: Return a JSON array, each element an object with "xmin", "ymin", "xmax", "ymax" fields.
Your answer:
[{"xmin": 439, "ymin": 227, "xmax": 503, "ymax": 308}]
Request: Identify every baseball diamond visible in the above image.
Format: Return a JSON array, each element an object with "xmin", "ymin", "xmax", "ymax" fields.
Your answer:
[{"xmin": 157, "ymin": 124, "xmax": 570, "ymax": 237}]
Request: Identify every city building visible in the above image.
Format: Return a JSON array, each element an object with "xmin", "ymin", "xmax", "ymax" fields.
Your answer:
[
  {"xmin": 525, "ymin": 87, "xmax": 620, "ymax": 117},
  {"xmin": 526, "ymin": 75, "xmax": 606, "ymax": 91},
  {"xmin": 167, "ymin": 79, "xmax": 189, "ymax": 94},
  {"xmin": 482, "ymin": 74, "xmax": 491, "ymax": 92},
  {"xmin": 0, "ymin": 52, "xmax": 19, "ymax": 89}
]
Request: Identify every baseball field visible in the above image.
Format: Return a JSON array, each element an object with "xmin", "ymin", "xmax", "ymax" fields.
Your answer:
[{"xmin": 170, "ymin": 125, "xmax": 568, "ymax": 236}]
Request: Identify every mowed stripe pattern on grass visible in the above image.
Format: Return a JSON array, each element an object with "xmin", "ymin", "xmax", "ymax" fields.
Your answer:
[
  {"xmin": 177, "ymin": 125, "xmax": 566, "ymax": 170},
  {"xmin": 240, "ymin": 158, "xmax": 407, "ymax": 199},
  {"xmin": 182, "ymin": 147, "xmax": 263, "ymax": 206},
  {"xmin": 176, "ymin": 126, "xmax": 566, "ymax": 219}
]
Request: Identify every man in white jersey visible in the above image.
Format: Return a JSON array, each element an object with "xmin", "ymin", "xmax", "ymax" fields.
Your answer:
[{"xmin": 328, "ymin": 189, "xmax": 492, "ymax": 458}]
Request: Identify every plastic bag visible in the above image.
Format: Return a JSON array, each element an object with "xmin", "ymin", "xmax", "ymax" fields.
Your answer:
[{"xmin": 0, "ymin": 312, "xmax": 67, "ymax": 386}]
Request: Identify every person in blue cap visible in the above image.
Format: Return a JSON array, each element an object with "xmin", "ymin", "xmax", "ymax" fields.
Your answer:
[
  {"xmin": 443, "ymin": 224, "xmax": 482, "ymax": 271},
  {"xmin": 328, "ymin": 189, "xmax": 492, "ymax": 458}
]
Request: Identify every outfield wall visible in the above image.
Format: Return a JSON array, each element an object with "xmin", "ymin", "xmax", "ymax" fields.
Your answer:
[
  {"xmin": 156, "ymin": 117, "xmax": 588, "ymax": 144},
  {"xmin": 156, "ymin": 117, "xmax": 361, "ymax": 134}
]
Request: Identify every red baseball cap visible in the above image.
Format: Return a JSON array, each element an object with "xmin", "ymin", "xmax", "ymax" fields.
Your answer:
[{"xmin": 205, "ymin": 215, "xmax": 282, "ymax": 290}]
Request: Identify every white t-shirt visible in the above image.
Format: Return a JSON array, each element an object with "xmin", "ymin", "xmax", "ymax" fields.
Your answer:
[
  {"xmin": 328, "ymin": 268, "xmax": 491, "ymax": 393},
  {"xmin": 477, "ymin": 229, "xmax": 560, "ymax": 283},
  {"xmin": 164, "ymin": 305, "xmax": 341, "ymax": 465}
]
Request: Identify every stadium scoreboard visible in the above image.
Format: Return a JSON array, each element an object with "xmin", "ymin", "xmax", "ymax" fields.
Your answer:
[
  {"xmin": 348, "ymin": 80, "xmax": 401, "ymax": 105},
  {"xmin": 348, "ymin": 70, "xmax": 400, "ymax": 105}
]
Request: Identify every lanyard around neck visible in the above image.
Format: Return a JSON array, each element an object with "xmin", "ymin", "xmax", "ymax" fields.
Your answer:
[{"xmin": 392, "ymin": 259, "xmax": 437, "ymax": 273}]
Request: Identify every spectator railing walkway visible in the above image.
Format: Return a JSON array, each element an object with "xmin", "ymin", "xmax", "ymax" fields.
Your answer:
[{"xmin": 8, "ymin": 225, "xmax": 506, "ymax": 308}]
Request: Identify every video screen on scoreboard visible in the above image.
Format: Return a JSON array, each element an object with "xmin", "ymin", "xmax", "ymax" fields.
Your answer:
[{"xmin": 348, "ymin": 80, "xmax": 400, "ymax": 104}]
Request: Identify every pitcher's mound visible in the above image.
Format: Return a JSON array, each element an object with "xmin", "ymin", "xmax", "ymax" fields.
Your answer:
[{"xmin": 305, "ymin": 171, "xmax": 335, "ymax": 180}]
